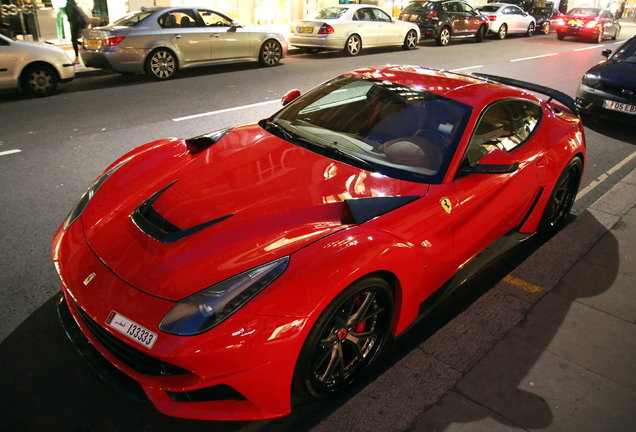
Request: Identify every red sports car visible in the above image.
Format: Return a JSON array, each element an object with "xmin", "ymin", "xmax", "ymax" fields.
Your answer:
[{"xmin": 53, "ymin": 66, "xmax": 586, "ymax": 421}]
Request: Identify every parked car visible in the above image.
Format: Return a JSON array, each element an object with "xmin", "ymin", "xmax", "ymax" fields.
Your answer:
[
  {"xmin": 576, "ymin": 35, "xmax": 636, "ymax": 123},
  {"xmin": 54, "ymin": 65, "xmax": 586, "ymax": 421},
  {"xmin": 289, "ymin": 5, "xmax": 420, "ymax": 55},
  {"xmin": 556, "ymin": 8, "xmax": 620, "ymax": 43},
  {"xmin": 0, "ymin": 33, "xmax": 74, "ymax": 96},
  {"xmin": 398, "ymin": 0, "xmax": 490, "ymax": 46},
  {"xmin": 530, "ymin": 6, "xmax": 563, "ymax": 35},
  {"xmin": 476, "ymin": 3, "xmax": 536, "ymax": 39},
  {"xmin": 80, "ymin": 6, "xmax": 287, "ymax": 80}
]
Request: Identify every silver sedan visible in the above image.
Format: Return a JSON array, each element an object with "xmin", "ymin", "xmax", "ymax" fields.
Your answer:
[
  {"xmin": 289, "ymin": 5, "xmax": 420, "ymax": 56},
  {"xmin": 81, "ymin": 6, "xmax": 287, "ymax": 79},
  {"xmin": 476, "ymin": 3, "xmax": 536, "ymax": 39}
]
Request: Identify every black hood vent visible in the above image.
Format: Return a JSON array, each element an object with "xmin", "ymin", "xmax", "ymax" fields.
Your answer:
[
  {"xmin": 346, "ymin": 196, "xmax": 420, "ymax": 224},
  {"xmin": 131, "ymin": 180, "xmax": 233, "ymax": 243}
]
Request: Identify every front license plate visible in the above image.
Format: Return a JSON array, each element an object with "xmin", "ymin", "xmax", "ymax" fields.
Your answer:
[
  {"xmin": 603, "ymin": 100, "xmax": 636, "ymax": 114},
  {"xmin": 86, "ymin": 39, "xmax": 100, "ymax": 47},
  {"xmin": 106, "ymin": 311, "xmax": 158, "ymax": 349},
  {"xmin": 299, "ymin": 27, "xmax": 313, "ymax": 33}
]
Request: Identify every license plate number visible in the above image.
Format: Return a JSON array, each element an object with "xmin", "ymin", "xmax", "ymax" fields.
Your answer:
[
  {"xmin": 603, "ymin": 100, "xmax": 636, "ymax": 114},
  {"xmin": 299, "ymin": 27, "xmax": 313, "ymax": 33},
  {"xmin": 568, "ymin": 20, "xmax": 582, "ymax": 25},
  {"xmin": 86, "ymin": 39, "xmax": 100, "ymax": 47},
  {"xmin": 106, "ymin": 311, "xmax": 157, "ymax": 349}
]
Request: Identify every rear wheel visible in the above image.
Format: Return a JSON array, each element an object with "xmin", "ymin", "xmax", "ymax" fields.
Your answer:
[
  {"xmin": 145, "ymin": 49, "xmax": 177, "ymax": 80},
  {"xmin": 344, "ymin": 34, "xmax": 361, "ymax": 56},
  {"xmin": 292, "ymin": 276, "xmax": 394, "ymax": 398},
  {"xmin": 259, "ymin": 39, "xmax": 282, "ymax": 66},
  {"xmin": 22, "ymin": 64, "xmax": 58, "ymax": 97},
  {"xmin": 525, "ymin": 22, "xmax": 534, "ymax": 37},
  {"xmin": 538, "ymin": 156, "xmax": 583, "ymax": 235},
  {"xmin": 612, "ymin": 27, "xmax": 620, "ymax": 40},
  {"xmin": 557, "ymin": 32, "xmax": 565, "ymax": 40},
  {"xmin": 595, "ymin": 27, "xmax": 604, "ymax": 43},
  {"xmin": 497, "ymin": 24, "xmax": 507, "ymax": 40},
  {"xmin": 475, "ymin": 25, "xmax": 485, "ymax": 43},
  {"xmin": 436, "ymin": 27, "xmax": 451, "ymax": 46},
  {"xmin": 403, "ymin": 30, "xmax": 418, "ymax": 50}
]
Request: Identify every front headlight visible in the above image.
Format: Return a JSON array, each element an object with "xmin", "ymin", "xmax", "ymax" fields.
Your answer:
[
  {"xmin": 581, "ymin": 72, "xmax": 601, "ymax": 89},
  {"xmin": 62, "ymin": 158, "xmax": 130, "ymax": 231},
  {"xmin": 160, "ymin": 256, "xmax": 290, "ymax": 336}
]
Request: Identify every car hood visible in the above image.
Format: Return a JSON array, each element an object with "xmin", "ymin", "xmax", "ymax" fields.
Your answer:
[
  {"xmin": 81, "ymin": 123, "xmax": 427, "ymax": 301},
  {"xmin": 592, "ymin": 60, "xmax": 636, "ymax": 93},
  {"xmin": 10, "ymin": 39, "xmax": 69, "ymax": 59}
]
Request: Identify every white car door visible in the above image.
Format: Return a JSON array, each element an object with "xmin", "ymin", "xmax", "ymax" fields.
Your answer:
[
  {"xmin": 372, "ymin": 8, "xmax": 402, "ymax": 46},
  {"xmin": 0, "ymin": 36, "xmax": 18, "ymax": 90},
  {"xmin": 197, "ymin": 9, "xmax": 251, "ymax": 60},
  {"xmin": 352, "ymin": 8, "xmax": 380, "ymax": 47},
  {"xmin": 158, "ymin": 9, "xmax": 211, "ymax": 62}
]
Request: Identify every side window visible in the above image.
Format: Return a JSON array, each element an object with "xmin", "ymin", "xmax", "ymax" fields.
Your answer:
[
  {"xmin": 354, "ymin": 8, "xmax": 375, "ymax": 21},
  {"xmin": 198, "ymin": 9, "xmax": 232, "ymax": 27},
  {"xmin": 464, "ymin": 100, "xmax": 542, "ymax": 166},
  {"xmin": 372, "ymin": 8, "xmax": 392, "ymax": 22},
  {"xmin": 158, "ymin": 13, "xmax": 177, "ymax": 28},
  {"xmin": 162, "ymin": 10, "xmax": 200, "ymax": 28},
  {"xmin": 460, "ymin": 3, "xmax": 475, "ymax": 13}
]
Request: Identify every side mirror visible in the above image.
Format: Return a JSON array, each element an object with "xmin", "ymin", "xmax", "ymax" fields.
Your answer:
[
  {"xmin": 461, "ymin": 148, "xmax": 519, "ymax": 175},
  {"xmin": 228, "ymin": 22, "xmax": 241, "ymax": 32},
  {"xmin": 282, "ymin": 89, "xmax": 301, "ymax": 106},
  {"xmin": 601, "ymin": 48, "xmax": 612, "ymax": 58}
]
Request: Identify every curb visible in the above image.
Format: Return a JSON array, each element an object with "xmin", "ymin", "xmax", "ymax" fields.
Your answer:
[{"xmin": 307, "ymin": 170, "xmax": 636, "ymax": 432}]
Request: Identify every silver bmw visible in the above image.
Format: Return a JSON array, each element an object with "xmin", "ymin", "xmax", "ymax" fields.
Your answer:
[{"xmin": 81, "ymin": 6, "xmax": 288, "ymax": 79}]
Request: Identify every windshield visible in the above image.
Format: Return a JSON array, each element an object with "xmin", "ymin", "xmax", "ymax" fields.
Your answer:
[
  {"xmin": 567, "ymin": 8, "xmax": 600, "ymax": 17},
  {"xmin": 612, "ymin": 38, "xmax": 636, "ymax": 63},
  {"xmin": 314, "ymin": 7, "xmax": 348, "ymax": 19},
  {"xmin": 477, "ymin": 5, "xmax": 501, "ymax": 12},
  {"xmin": 403, "ymin": 2, "xmax": 436, "ymax": 13},
  {"xmin": 113, "ymin": 10, "xmax": 153, "ymax": 26},
  {"xmin": 266, "ymin": 75, "xmax": 471, "ymax": 184}
]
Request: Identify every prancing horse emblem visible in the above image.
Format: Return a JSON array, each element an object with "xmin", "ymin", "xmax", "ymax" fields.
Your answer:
[
  {"xmin": 440, "ymin": 198, "xmax": 452, "ymax": 215},
  {"xmin": 83, "ymin": 273, "xmax": 96, "ymax": 286}
]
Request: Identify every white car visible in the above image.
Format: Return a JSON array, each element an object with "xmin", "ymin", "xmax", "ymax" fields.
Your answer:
[
  {"xmin": 476, "ymin": 3, "xmax": 536, "ymax": 39},
  {"xmin": 0, "ymin": 34, "xmax": 75, "ymax": 96},
  {"xmin": 289, "ymin": 5, "xmax": 421, "ymax": 56}
]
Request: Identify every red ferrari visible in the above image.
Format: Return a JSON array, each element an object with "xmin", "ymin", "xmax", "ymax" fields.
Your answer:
[{"xmin": 53, "ymin": 66, "xmax": 586, "ymax": 421}]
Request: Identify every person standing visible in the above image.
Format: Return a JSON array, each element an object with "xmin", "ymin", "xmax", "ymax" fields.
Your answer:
[{"xmin": 65, "ymin": 0, "xmax": 88, "ymax": 64}]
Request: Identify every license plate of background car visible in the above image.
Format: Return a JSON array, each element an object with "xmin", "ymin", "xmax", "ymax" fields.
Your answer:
[
  {"xmin": 568, "ymin": 20, "xmax": 582, "ymax": 25},
  {"xmin": 603, "ymin": 100, "xmax": 636, "ymax": 114},
  {"xmin": 106, "ymin": 311, "xmax": 158, "ymax": 349},
  {"xmin": 86, "ymin": 39, "xmax": 100, "ymax": 48},
  {"xmin": 299, "ymin": 27, "xmax": 313, "ymax": 33}
]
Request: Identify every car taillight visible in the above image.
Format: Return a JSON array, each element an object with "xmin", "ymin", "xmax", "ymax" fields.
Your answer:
[
  {"xmin": 426, "ymin": 11, "xmax": 438, "ymax": 18},
  {"xmin": 318, "ymin": 23, "xmax": 334, "ymax": 34},
  {"xmin": 399, "ymin": 12, "xmax": 404, "ymax": 19},
  {"xmin": 586, "ymin": 20, "xmax": 600, "ymax": 28},
  {"xmin": 487, "ymin": 15, "xmax": 496, "ymax": 21},
  {"xmin": 557, "ymin": 19, "xmax": 565, "ymax": 26},
  {"xmin": 103, "ymin": 36, "xmax": 125, "ymax": 46}
]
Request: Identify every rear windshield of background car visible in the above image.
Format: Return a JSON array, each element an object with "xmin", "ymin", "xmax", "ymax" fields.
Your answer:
[
  {"xmin": 315, "ymin": 7, "xmax": 348, "ymax": 19},
  {"xmin": 531, "ymin": 7, "xmax": 551, "ymax": 16},
  {"xmin": 113, "ymin": 11, "xmax": 154, "ymax": 27},
  {"xmin": 477, "ymin": 5, "xmax": 501, "ymax": 12},
  {"xmin": 567, "ymin": 8, "xmax": 601, "ymax": 17},
  {"xmin": 403, "ymin": 2, "xmax": 436, "ymax": 13}
]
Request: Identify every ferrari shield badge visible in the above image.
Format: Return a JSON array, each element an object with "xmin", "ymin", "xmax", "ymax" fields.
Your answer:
[
  {"xmin": 83, "ymin": 272, "xmax": 96, "ymax": 286},
  {"xmin": 440, "ymin": 198, "xmax": 452, "ymax": 215}
]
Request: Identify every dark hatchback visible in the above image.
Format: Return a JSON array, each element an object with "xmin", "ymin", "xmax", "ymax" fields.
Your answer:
[
  {"xmin": 556, "ymin": 7, "xmax": 620, "ymax": 43},
  {"xmin": 398, "ymin": 0, "xmax": 489, "ymax": 46},
  {"xmin": 576, "ymin": 36, "xmax": 636, "ymax": 123},
  {"xmin": 530, "ymin": 7, "xmax": 563, "ymax": 35}
]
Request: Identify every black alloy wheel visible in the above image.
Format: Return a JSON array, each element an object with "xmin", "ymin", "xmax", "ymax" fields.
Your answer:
[
  {"xmin": 293, "ymin": 276, "xmax": 394, "ymax": 398},
  {"xmin": 345, "ymin": 34, "xmax": 362, "ymax": 56},
  {"xmin": 259, "ymin": 39, "xmax": 282, "ymax": 66},
  {"xmin": 497, "ymin": 24, "xmax": 508, "ymax": 40},
  {"xmin": 146, "ymin": 48, "xmax": 177, "ymax": 80},
  {"xmin": 403, "ymin": 30, "xmax": 418, "ymax": 50},
  {"xmin": 538, "ymin": 156, "xmax": 583, "ymax": 235},
  {"xmin": 22, "ymin": 64, "xmax": 58, "ymax": 97},
  {"xmin": 436, "ymin": 26, "xmax": 451, "ymax": 46}
]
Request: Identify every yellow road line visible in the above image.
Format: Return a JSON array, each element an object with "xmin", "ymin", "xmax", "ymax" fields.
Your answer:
[
  {"xmin": 503, "ymin": 275, "xmax": 543, "ymax": 294},
  {"xmin": 576, "ymin": 150, "xmax": 636, "ymax": 201}
]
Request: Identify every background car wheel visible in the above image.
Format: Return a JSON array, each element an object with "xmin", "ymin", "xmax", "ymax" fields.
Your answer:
[
  {"xmin": 436, "ymin": 27, "xmax": 451, "ymax": 46},
  {"xmin": 497, "ymin": 24, "xmax": 507, "ymax": 40},
  {"xmin": 595, "ymin": 27, "xmax": 604, "ymax": 43},
  {"xmin": 612, "ymin": 27, "xmax": 620, "ymax": 40},
  {"xmin": 344, "ymin": 34, "xmax": 361, "ymax": 56},
  {"xmin": 542, "ymin": 22, "xmax": 550, "ymax": 35},
  {"xmin": 403, "ymin": 30, "xmax": 418, "ymax": 50},
  {"xmin": 146, "ymin": 49, "xmax": 177, "ymax": 80},
  {"xmin": 525, "ymin": 23, "xmax": 534, "ymax": 37},
  {"xmin": 259, "ymin": 39, "xmax": 282, "ymax": 66},
  {"xmin": 292, "ymin": 276, "xmax": 394, "ymax": 398},
  {"xmin": 538, "ymin": 156, "xmax": 583, "ymax": 235},
  {"xmin": 475, "ymin": 25, "xmax": 485, "ymax": 43},
  {"xmin": 557, "ymin": 32, "xmax": 565, "ymax": 40},
  {"xmin": 21, "ymin": 64, "xmax": 58, "ymax": 97}
]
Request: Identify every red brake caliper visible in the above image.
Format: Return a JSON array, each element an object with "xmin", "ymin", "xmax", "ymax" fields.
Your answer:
[{"xmin": 353, "ymin": 295, "xmax": 366, "ymax": 332}]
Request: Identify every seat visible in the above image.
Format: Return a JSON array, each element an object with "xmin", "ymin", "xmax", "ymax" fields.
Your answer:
[{"xmin": 180, "ymin": 16, "xmax": 193, "ymax": 27}]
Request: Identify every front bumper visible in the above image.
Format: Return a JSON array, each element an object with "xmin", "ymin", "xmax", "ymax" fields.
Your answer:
[
  {"xmin": 576, "ymin": 83, "xmax": 636, "ymax": 123},
  {"xmin": 52, "ymin": 219, "xmax": 306, "ymax": 421}
]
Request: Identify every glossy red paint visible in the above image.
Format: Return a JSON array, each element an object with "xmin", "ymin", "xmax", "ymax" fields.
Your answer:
[{"xmin": 53, "ymin": 66, "xmax": 586, "ymax": 421}]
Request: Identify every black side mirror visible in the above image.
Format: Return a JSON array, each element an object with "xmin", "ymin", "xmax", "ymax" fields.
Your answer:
[
  {"xmin": 601, "ymin": 48, "xmax": 612, "ymax": 58},
  {"xmin": 461, "ymin": 148, "xmax": 519, "ymax": 175}
]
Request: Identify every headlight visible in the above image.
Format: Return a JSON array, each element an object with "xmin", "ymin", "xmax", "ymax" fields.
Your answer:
[
  {"xmin": 62, "ymin": 158, "xmax": 130, "ymax": 231},
  {"xmin": 581, "ymin": 72, "xmax": 601, "ymax": 89},
  {"xmin": 160, "ymin": 256, "xmax": 290, "ymax": 336}
]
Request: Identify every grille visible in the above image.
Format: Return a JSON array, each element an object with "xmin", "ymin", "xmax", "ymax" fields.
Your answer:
[{"xmin": 72, "ymin": 300, "xmax": 192, "ymax": 377}]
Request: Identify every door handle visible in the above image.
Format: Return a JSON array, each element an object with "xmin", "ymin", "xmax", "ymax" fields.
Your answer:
[
  {"xmin": 173, "ymin": 34, "xmax": 181, "ymax": 39},
  {"xmin": 211, "ymin": 33, "xmax": 220, "ymax": 38}
]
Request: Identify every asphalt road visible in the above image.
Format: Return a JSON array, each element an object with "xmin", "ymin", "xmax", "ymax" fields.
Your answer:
[{"xmin": 1, "ymin": 26, "xmax": 636, "ymax": 431}]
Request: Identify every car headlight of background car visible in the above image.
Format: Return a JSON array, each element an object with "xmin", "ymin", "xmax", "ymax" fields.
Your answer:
[
  {"xmin": 62, "ymin": 158, "xmax": 131, "ymax": 231},
  {"xmin": 160, "ymin": 256, "xmax": 290, "ymax": 336},
  {"xmin": 581, "ymin": 72, "xmax": 601, "ymax": 89}
]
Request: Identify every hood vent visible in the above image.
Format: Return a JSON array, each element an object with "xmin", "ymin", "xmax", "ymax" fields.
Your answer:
[
  {"xmin": 346, "ymin": 196, "xmax": 420, "ymax": 224},
  {"xmin": 131, "ymin": 180, "xmax": 233, "ymax": 244}
]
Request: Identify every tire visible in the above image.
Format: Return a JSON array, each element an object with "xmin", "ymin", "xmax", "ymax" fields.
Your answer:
[
  {"xmin": 612, "ymin": 27, "xmax": 619, "ymax": 40},
  {"xmin": 145, "ymin": 48, "xmax": 177, "ymax": 80},
  {"xmin": 22, "ymin": 64, "xmax": 58, "ymax": 97},
  {"xmin": 537, "ymin": 156, "xmax": 583, "ymax": 235},
  {"xmin": 542, "ymin": 22, "xmax": 550, "ymax": 35},
  {"xmin": 403, "ymin": 29, "xmax": 418, "ymax": 50},
  {"xmin": 557, "ymin": 32, "xmax": 565, "ymax": 40},
  {"xmin": 436, "ymin": 26, "xmax": 451, "ymax": 46},
  {"xmin": 259, "ymin": 39, "xmax": 282, "ymax": 66},
  {"xmin": 525, "ymin": 23, "xmax": 534, "ymax": 37},
  {"xmin": 595, "ymin": 27, "xmax": 604, "ymax": 43},
  {"xmin": 475, "ymin": 25, "xmax": 485, "ymax": 43},
  {"xmin": 292, "ymin": 276, "xmax": 394, "ymax": 398},
  {"xmin": 497, "ymin": 24, "xmax": 507, "ymax": 40},
  {"xmin": 344, "ymin": 34, "xmax": 361, "ymax": 56}
]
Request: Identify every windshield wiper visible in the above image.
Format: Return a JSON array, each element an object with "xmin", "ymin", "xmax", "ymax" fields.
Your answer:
[
  {"xmin": 266, "ymin": 120, "xmax": 295, "ymax": 141},
  {"xmin": 322, "ymin": 144, "xmax": 375, "ymax": 171}
]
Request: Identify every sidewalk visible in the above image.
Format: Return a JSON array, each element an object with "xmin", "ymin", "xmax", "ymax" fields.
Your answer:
[{"xmin": 304, "ymin": 170, "xmax": 636, "ymax": 432}]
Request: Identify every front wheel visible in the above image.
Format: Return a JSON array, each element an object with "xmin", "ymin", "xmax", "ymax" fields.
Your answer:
[
  {"xmin": 146, "ymin": 49, "xmax": 177, "ymax": 80},
  {"xmin": 542, "ymin": 22, "xmax": 550, "ymax": 35},
  {"xmin": 22, "ymin": 64, "xmax": 58, "ymax": 97},
  {"xmin": 344, "ymin": 34, "xmax": 362, "ymax": 56},
  {"xmin": 497, "ymin": 24, "xmax": 508, "ymax": 40},
  {"xmin": 525, "ymin": 23, "xmax": 535, "ymax": 37},
  {"xmin": 436, "ymin": 27, "xmax": 451, "ymax": 46},
  {"xmin": 403, "ymin": 30, "xmax": 418, "ymax": 50},
  {"xmin": 612, "ymin": 27, "xmax": 620, "ymax": 40},
  {"xmin": 475, "ymin": 25, "xmax": 485, "ymax": 43},
  {"xmin": 259, "ymin": 39, "xmax": 282, "ymax": 66},
  {"xmin": 538, "ymin": 156, "xmax": 583, "ymax": 235},
  {"xmin": 292, "ymin": 276, "xmax": 394, "ymax": 398}
]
